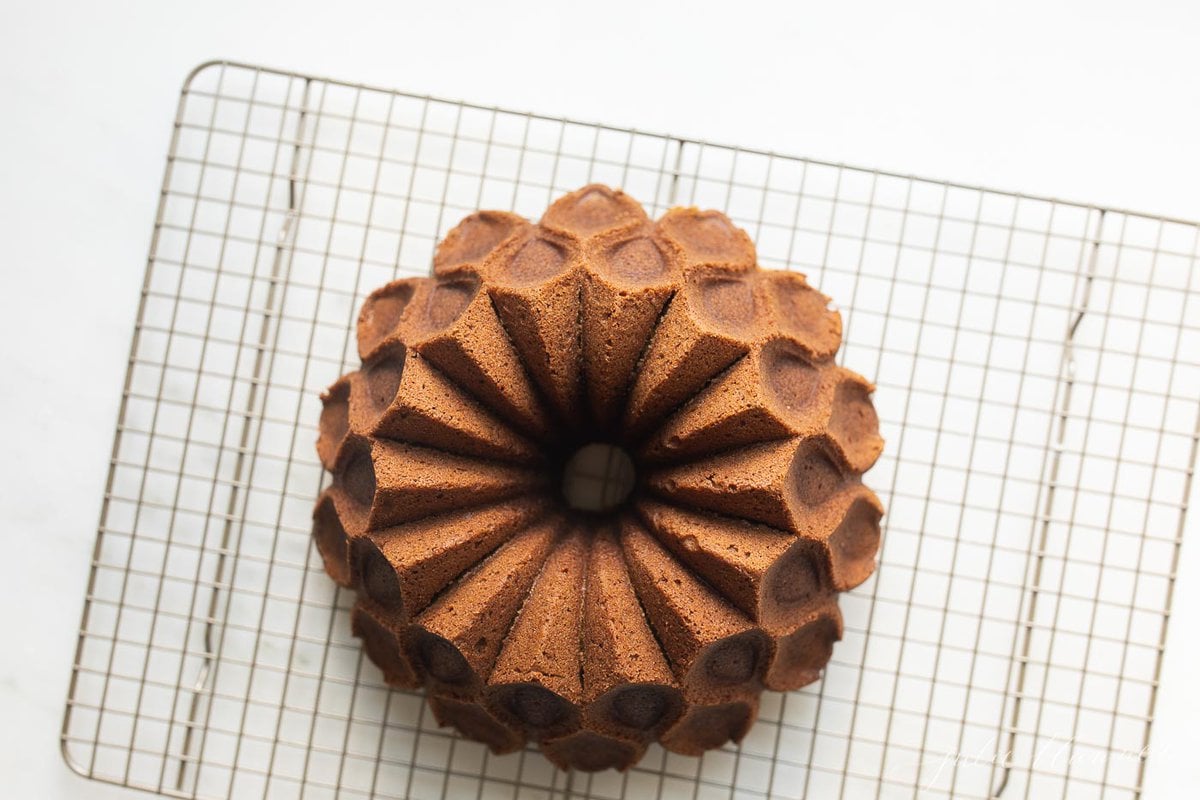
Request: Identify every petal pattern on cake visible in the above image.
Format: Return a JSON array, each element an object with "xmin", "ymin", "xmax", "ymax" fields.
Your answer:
[
  {"xmin": 351, "ymin": 602, "xmax": 421, "ymax": 689},
  {"xmin": 312, "ymin": 487, "xmax": 369, "ymax": 587},
  {"xmin": 823, "ymin": 487, "xmax": 885, "ymax": 590},
  {"xmin": 760, "ymin": 271, "xmax": 843, "ymax": 361},
  {"xmin": 621, "ymin": 266, "xmax": 795, "ymax": 440},
  {"xmin": 357, "ymin": 278, "xmax": 422, "ymax": 360},
  {"xmin": 540, "ymin": 184, "xmax": 648, "ymax": 240},
  {"xmin": 401, "ymin": 271, "xmax": 551, "ymax": 439},
  {"xmin": 764, "ymin": 601, "xmax": 843, "ymax": 691},
  {"xmin": 656, "ymin": 207, "xmax": 758, "ymax": 272},
  {"xmin": 634, "ymin": 498, "xmax": 828, "ymax": 634},
  {"xmin": 318, "ymin": 363, "xmax": 402, "ymax": 473},
  {"xmin": 581, "ymin": 528, "xmax": 683, "ymax": 739},
  {"xmin": 372, "ymin": 347, "xmax": 540, "ymax": 464},
  {"xmin": 428, "ymin": 694, "xmax": 526, "ymax": 754},
  {"xmin": 620, "ymin": 517, "xmax": 769, "ymax": 701},
  {"xmin": 645, "ymin": 437, "xmax": 844, "ymax": 530},
  {"xmin": 824, "ymin": 370, "xmax": 885, "ymax": 473},
  {"xmin": 316, "ymin": 376, "xmax": 353, "ymax": 471},
  {"xmin": 581, "ymin": 229, "xmax": 679, "ymax": 426},
  {"xmin": 640, "ymin": 340, "xmax": 837, "ymax": 463},
  {"xmin": 406, "ymin": 519, "xmax": 561, "ymax": 698},
  {"xmin": 483, "ymin": 232, "xmax": 585, "ymax": 428},
  {"xmin": 486, "ymin": 527, "xmax": 588, "ymax": 739},
  {"xmin": 350, "ymin": 495, "xmax": 548, "ymax": 619},
  {"xmin": 363, "ymin": 440, "xmax": 545, "ymax": 529},
  {"xmin": 659, "ymin": 697, "xmax": 760, "ymax": 756},
  {"xmin": 330, "ymin": 439, "xmax": 379, "ymax": 512},
  {"xmin": 433, "ymin": 210, "xmax": 530, "ymax": 276},
  {"xmin": 645, "ymin": 444, "xmax": 882, "ymax": 592},
  {"xmin": 540, "ymin": 729, "xmax": 646, "ymax": 772}
]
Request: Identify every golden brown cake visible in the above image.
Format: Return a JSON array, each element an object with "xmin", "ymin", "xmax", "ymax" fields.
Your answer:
[{"xmin": 314, "ymin": 184, "xmax": 884, "ymax": 771}]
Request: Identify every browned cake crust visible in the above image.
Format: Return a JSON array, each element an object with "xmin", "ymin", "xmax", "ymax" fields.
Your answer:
[{"xmin": 314, "ymin": 185, "xmax": 884, "ymax": 770}]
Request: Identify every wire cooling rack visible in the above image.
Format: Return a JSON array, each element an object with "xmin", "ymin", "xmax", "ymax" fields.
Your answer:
[{"xmin": 61, "ymin": 60, "xmax": 1200, "ymax": 800}]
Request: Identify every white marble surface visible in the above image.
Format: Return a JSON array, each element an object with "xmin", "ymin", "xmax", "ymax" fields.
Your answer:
[{"xmin": 2, "ymin": 1, "xmax": 1198, "ymax": 798}]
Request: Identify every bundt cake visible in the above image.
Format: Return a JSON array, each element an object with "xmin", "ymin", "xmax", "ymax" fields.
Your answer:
[{"xmin": 313, "ymin": 185, "xmax": 884, "ymax": 771}]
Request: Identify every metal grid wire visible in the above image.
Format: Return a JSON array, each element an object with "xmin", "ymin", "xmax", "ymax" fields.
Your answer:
[{"xmin": 60, "ymin": 60, "xmax": 1200, "ymax": 800}]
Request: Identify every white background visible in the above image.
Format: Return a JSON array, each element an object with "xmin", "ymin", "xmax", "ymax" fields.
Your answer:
[{"xmin": 2, "ymin": 1, "xmax": 1198, "ymax": 798}]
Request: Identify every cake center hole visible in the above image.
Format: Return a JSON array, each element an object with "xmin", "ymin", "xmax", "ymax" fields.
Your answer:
[{"xmin": 561, "ymin": 443, "xmax": 636, "ymax": 513}]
